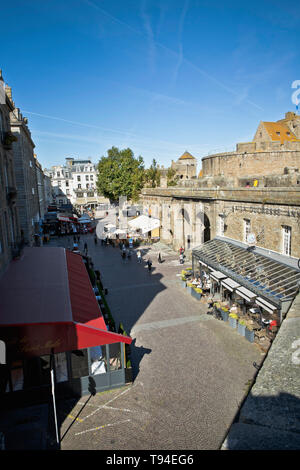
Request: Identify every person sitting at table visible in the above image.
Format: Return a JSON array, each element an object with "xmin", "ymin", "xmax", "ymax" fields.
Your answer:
[
  {"xmin": 197, "ymin": 279, "xmax": 203, "ymax": 289},
  {"xmin": 230, "ymin": 303, "xmax": 238, "ymax": 314},
  {"xmin": 192, "ymin": 277, "xmax": 198, "ymax": 285}
]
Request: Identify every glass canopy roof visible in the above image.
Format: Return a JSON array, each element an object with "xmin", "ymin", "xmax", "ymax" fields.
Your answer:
[{"xmin": 192, "ymin": 238, "xmax": 300, "ymax": 309}]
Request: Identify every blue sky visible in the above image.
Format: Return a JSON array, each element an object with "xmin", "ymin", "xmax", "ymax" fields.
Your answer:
[{"xmin": 1, "ymin": 0, "xmax": 299, "ymax": 171}]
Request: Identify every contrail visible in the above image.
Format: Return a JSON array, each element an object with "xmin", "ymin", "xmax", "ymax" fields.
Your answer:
[{"xmin": 82, "ymin": 0, "xmax": 263, "ymax": 111}]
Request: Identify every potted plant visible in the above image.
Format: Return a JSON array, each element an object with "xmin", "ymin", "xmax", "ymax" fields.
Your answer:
[
  {"xmin": 245, "ymin": 324, "xmax": 255, "ymax": 343},
  {"xmin": 221, "ymin": 306, "xmax": 229, "ymax": 322},
  {"xmin": 228, "ymin": 312, "xmax": 238, "ymax": 329},
  {"xmin": 191, "ymin": 287, "xmax": 202, "ymax": 300},
  {"xmin": 181, "ymin": 276, "xmax": 187, "ymax": 288},
  {"xmin": 237, "ymin": 319, "xmax": 246, "ymax": 336},
  {"xmin": 186, "ymin": 282, "xmax": 193, "ymax": 294}
]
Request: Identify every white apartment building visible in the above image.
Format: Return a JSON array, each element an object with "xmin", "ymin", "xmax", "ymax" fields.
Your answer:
[{"xmin": 45, "ymin": 157, "xmax": 108, "ymax": 210}]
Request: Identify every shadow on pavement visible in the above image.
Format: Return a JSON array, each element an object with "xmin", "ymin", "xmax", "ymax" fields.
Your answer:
[
  {"xmin": 223, "ymin": 392, "xmax": 300, "ymax": 450},
  {"xmin": 130, "ymin": 339, "xmax": 152, "ymax": 381}
]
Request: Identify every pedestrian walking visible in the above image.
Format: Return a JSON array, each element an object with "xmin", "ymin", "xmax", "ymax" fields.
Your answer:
[
  {"xmin": 179, "ymin": 253, "xmax": 184, "ymax": 264},
  {"xmin": 147, "ymin": 258, "xmax": 152, "ymax": 272},
  {"xmin": 137, "ymin": 249, "xmax": 142, "ymax": 263},
  {"xmin": 94, "ymin": 234, "xmax": 97, "ymax": 245},
  {"xmin": 158, "ymin": 252, "xmax": 162, "ymax": 263},
  {"xmin": 127, "ymin": 249, "xmax": 131, "ymax": 260},
  {"xmin": 84, "ymin": 242, "xmax": 88, "ymax": 255}
]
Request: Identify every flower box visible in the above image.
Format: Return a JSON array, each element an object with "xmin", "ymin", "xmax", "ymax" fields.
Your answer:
[
  {"xmin": 191, "ymin": 288, "xmax": 201, "ymax": 300},
  {"xmin": 221, "ymin": 310, "xmax": 229, "ymax": 322},
  {"xmin": 237, "ymin": 321, "xmax": 246, "ymax": 336},
  {"xmin": 181, "ymin": 280, "xmax": 186, "ymax": 288},
  {"xmin": 228, "ymin": 317, "xmax": 237, "ymax": 329},
  {"xmin": 245, "ymin": 327, "xmax": 254, "ymax": 343}
]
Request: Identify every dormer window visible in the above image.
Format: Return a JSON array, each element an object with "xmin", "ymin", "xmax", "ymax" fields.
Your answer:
[
  {"xmin": 286, "ymin": 132, "xmax": 290, "ymax": 136},
  {"xmin": 276, "ymin": 131, "xmax": 280, "ymax": 136}
]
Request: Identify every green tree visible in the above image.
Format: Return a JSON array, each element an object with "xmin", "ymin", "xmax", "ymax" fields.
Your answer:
[
  {"xmin": 145, "ymin": 159, "xmax": 161, "ymax": 188},
  {"xmin": 167, "ymin": 167, "xmax": 178, "ymax": 186},
  {"xmin": 96, "ymin": 147, "xmax": 145, "ymax": 203}
]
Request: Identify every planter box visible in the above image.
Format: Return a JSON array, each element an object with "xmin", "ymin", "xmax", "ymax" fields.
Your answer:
[
  {"xmin": 187, "ymin": 286, "xmax": 192, "ymax": 294},
  {"xmin": 221, "ymin": 310, "xmax": 229, "ymax": 322},
  {"xmin": 228, "ymin": 317, "xmax": 237, "ymax": 329},
  {"xmin": 237, "ymin": 322, "xmax": 246, "ymax": 336},
  {"xmin": 245, "ymin": 328, "xmax": 254, "ymax": 343},
  {"xmin": 191, "ymin": 289, "xmax": 201, "ymax": 301},
  {"xmin": 181, "ymin": 281, "xmax": 186, "ymax": 288}
]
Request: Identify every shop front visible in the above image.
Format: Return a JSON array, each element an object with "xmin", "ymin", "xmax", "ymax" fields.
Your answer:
[
  {"xmin": 192, "ymin": 237, "xmax": 300, "ymax": 337},
  {"xmin": 0, "ymin": 247, "xmax": 132, "ymax": 408}
]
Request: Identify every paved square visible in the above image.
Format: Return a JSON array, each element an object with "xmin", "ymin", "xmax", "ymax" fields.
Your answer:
[{"xmin": 50, "ymin": 228, "xmax": 263, "ymax": 449}]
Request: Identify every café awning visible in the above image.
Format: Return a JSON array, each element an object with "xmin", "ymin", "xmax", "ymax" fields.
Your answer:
[
  {"xmin": 209, "ymin": 270, "xmax": 227, "ymax": 282},
  {"xmin": 0, "ymin": 247, "xmax": 131, "ymax": 359},
  {"xmin": 128, "ymin": 215, "xmax": 160, "ymax": 234},
  {"xmin": 221, "ymin": 278, "xmax": 241, "ymax": 292},
  {"xmin": 236, "ymin": 286, "xmax": 257, "ymax": 302}
]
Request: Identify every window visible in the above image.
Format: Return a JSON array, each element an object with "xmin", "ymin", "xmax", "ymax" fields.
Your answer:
[
  {"xmin": 32, "ymin": 188, "xmax": 35, "ymax": 195},
  {"xmin": 86, "ymin": 175, "xmax": 89, "ymax": 181},
  {"xmin": 219, "ymin": 215, "xmax": 224, "ymax": 236},
  {"xmin": 244, "ymin": 219, "xmax": 251, "ymax": 243},
  {"xmin": 29, "ymin": 160, "xmax": 32, "ymax": 168},
  {"xmin": 71, "ymin": 349, "xmax": 89, "ymax": 378},
  {"xmin": 57, "ymin": 171, "xmax": 60, "ymax": 177},
  {"xmin": 78, "ymin": 184, "xmax": 81, "ymax": 189},
  {"xmin": 77, "ymin": 192, "xmax": 83, "ymax": 198},
  {"xmin": 90, "ymin": 175, "xmax": 93, "ymax": 180},
  {"xmin": 86, "ymin": 183, "xmax": 89, "ymax": 189},
  {"xmin": 66, "ymin": 181, "xmax": 69, "ymax": 187},
  {"xmin": 90, "ymin": 346, "xmax": 107, "ymax": 375},
  {"xmin": 77, "ymin": 176, "xmax": 81, "ymax": 181},
  {"xmin": 109, "ymin": 343, "xmax": 122, "ymax": 371},
  {"xmin": 282, "ymin": 226, "xmax": 291, "ymax": 256},
  {"xmin": 6, "ymin": 360, "xmax": 24, "ymax": 392}
]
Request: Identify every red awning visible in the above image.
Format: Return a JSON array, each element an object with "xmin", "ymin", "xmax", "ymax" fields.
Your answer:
[{"xmin": 0, "ymin": 247, "xmax": 131, "ymax": 359}]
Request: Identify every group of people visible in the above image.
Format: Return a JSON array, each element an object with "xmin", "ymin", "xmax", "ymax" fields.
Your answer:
[
  {"xmin": 190, "ymin": 271, "xmax": 211, "ymax": 291},
  {"xmin": 119, "ymin": 244, "xmax": 153, "ymax": 271}
]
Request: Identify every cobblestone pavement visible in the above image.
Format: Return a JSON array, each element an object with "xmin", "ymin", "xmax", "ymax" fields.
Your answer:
[{"xmin": 48, "ymin": 223, "xmax": 264, "ymax": 450}]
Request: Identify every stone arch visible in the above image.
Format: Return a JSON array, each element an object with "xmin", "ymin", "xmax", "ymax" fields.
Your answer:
[
  {"xmin": 204, "ymin": 213, "xmax": 211, "ymax": 242},
  {"xmin": 195, "ymin": 209, "xmax": 211, "ymax": 244}
]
